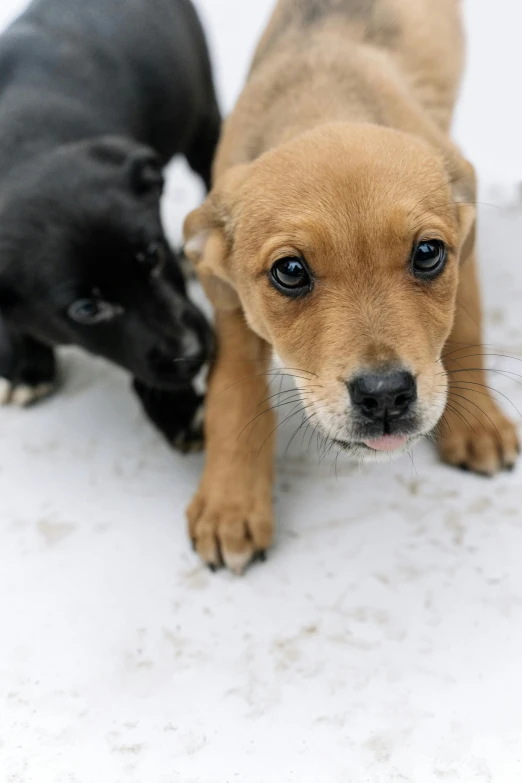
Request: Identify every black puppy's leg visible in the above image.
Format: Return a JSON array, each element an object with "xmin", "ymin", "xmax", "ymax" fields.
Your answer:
[
  {"xmin": 0, "ymin": 319, "xmax": 57, "ymax": 407},
  {"xmin": 185, "ymin": 110, "xmax": 221, "ymax": 192},
  {"xmin": 133, "ymin": 379, "xmax": 205, "ymax": 454}
]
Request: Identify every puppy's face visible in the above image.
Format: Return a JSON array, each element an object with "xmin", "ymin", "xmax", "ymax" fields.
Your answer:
[
  {"xmin": 0, "ymin": 137, "xmax": 212, "ymax": 388},
  {"xmin": 186, "ymin": 124, "xmax": 475, "ymax": 458}
]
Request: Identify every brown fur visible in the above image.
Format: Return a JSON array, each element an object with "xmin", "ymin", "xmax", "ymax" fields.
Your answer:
[{"xmin": 184, "ymin": 0, "xmax": 519, "ymax": 573}]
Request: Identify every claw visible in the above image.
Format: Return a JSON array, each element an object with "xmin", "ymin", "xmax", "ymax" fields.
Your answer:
[
  {"xmin": 223, "ymin": 551, "xmax": 253, "ymax": 576},
  {"xmin": 0, "ymin": 378, "xmax": 12, "ymax": 404},
  {"xmin": 0, "ymin": 379, "xmax": 55, "ymax": 407}
]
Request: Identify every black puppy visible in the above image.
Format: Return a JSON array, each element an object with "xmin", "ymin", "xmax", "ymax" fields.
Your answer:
[{"xmin": 0, "ymin": 0, "xmax": 220, "ymax": 449}]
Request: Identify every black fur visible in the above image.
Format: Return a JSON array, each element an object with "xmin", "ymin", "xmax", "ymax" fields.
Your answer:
[
  {"xmin": 133, "ymin": 379, "xmax": 204, "ymax": 453},
  {"xmin": 0, "ymin": 0, "xmax": 220, "ymax": 446}
]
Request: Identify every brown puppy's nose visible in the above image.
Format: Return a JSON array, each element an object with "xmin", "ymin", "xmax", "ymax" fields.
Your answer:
[{"xmin": 349, "ymin": 371, "xmax": 417, "ymax": 420}]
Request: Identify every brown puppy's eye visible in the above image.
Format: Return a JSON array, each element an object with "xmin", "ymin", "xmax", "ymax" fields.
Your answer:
[
  {"xmin": 270, "ymin": 256, "xmax": 312, "ymax": 297},
  {"xmin": 411, "ymin": 240, "xmax": 447, "ymax": 280},
  {"xmin": 136, "ymin": 242, "xmax": 167, "ymax": 276}
]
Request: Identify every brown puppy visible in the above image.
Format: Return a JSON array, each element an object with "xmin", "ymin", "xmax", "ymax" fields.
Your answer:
[{"xmin": 184, "ymin": 0, "xmax": 519, "ymax": 574}]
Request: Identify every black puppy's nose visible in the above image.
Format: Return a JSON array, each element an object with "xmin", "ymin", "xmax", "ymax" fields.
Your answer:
[{"xmin": 349, "ymin": 370, "xmax": 417, "ymax": 420}]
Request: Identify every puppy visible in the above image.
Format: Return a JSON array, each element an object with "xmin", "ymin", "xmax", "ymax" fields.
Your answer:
[
  {"xmin": 0, "ymin": 0, "xmax": 219, "ymax": 448},
  {"xmin": 185, "ymin": 0, "xmax": 519, "ymax": 572}
]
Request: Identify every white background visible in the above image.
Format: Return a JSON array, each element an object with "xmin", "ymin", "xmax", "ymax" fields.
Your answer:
[{"xmin": 2, "ymin": 2, "xmax": 522, "ymax": 782}]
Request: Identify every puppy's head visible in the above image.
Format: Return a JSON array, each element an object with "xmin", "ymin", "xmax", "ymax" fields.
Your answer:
[
  {"xmin": 0, "ymin": 136, "xmax": 212, "ymax": 388},
  {"xmin": 185, "ymin": 123, "xmax": 475, "ymax": 459}
]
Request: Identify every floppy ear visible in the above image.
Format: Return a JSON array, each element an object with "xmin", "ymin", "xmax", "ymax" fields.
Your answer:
[
  {"xmin": 86, "ymin": 136, "xmax": 165, "ymax": 197},
  {"xmin": 444, "ymin": 147, "xmax": 477, "ymax": 261},
  {"xmin": 183, "ymin": 165, "xmax": 250, "ymax": 311},
  {"xmin": 130, "ymin": 153, "xmax": 164, "ymax": 196},
  {"xmin": 416, "ymin": 119, "xmax": 477, "ymax": 260}
]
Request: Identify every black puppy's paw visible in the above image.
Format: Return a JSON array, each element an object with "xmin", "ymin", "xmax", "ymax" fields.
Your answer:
[
  {"xmin": 0, "ymin": 377, "xmax": 56, "ymax": 407},
  {"xmin": 133, "ymin": 379, "xmax": 205, "ymax": 454},
  {"xmin": 0, "ymin": 328, "xmax": 57, "ymax": 408}
]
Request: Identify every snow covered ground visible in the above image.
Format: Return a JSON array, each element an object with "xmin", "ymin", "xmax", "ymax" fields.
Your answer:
[{"xmin": 2, "ymin": 1, "xmax": 522, "ymax": 781}]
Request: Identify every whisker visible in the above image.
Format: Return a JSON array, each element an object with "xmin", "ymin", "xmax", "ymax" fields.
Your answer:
[
  {"xmin": 284, "ymin": 407, "xmax": 328, "ymax": 458},
  {"xmin": 263, "ymin": 368, "xmax": 318, "ymax": 379},
  {"xmin": 408, "ymin": 448, "xmax": 417, "ymax": 477},
  {"xmin": 406, "ymin": 173, "xmax": 468, "ymax": 217},
  {"xmin": 448, "ymin": 392, "xmax": 501, "ymax": 439},
  {"xmin": 212, "ymin": 371, "xmax": 316, "ymax": 400},
  {"xmin": 441, "ymin": 342, "xmax": 492, "ymax": 361},
  {"xmin": 442, "ymin": 353, "xmax": 522, "ymax": 365},
  {"xmin": 319, "ymin": 433, "xmax": 333, "ymax": 463},
  {"xmin": 331, "ymin": 440, "xmax": 342, "ymax": 480},
  {"xmin": 307, "ymin": 421, "xmax": 319, "ymax": 454},
  {"xmin": 438, "ymin": 413, "xmax": 452, "ymax": 438},
  {"xmin": 257, "ymin": 403, "xmax": 308, "ymax": 457},
  {"xmin": 454, "ymin": 300, "xmax": 481, "ymax": 329},
  {"xmin": 445, "ymin": 401, "xmax": 476, "ymax": 434},
  {"xmin": 448, "ymin": 381, "xmax": 522, "ymax": 419},
  {"xmin": 276, "ymin": 368, "xmax": 285, "ymax": 402},
  {"xmin": 314, "ymin": 428, "xmax": 321, "ymax": 460},
  {"xmin": 410, "ymin": 201, "xmax": 501, "ymax": 232},
  {"xmin": 332, "ymin": 448, "xmax": 339, "ymax": 480},
  {"xmin": 300, "ymin": 416, "xmax": 313, "ymax": 451},
  {"xmin": 434, "ymin": 410, "xmax": 453, "ymax": 439},
  {"xmin": 208, "ymin": 360, "xmax": 318, "ymax": 376},
  {"xmin": 326, "ymin": 441, "xmax": 339, "ymax": 468},
  {"xmin": 284, "ymin": 413, "xmax": 312, "ymax": 459},
  {"xmin": 443, "ymin": 367, "xmax": 522, "ymax": 387},
  {"xmin": 259, "ymin": 385, "xmax": 322, "ymax": 407},
  {"xmin": 237, "ymin": 394, "xmax": 312, "ymax": 442}
]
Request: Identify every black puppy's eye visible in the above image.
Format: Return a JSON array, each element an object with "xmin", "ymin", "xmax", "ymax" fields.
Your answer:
[
  {"xmin": 67, "ymin": 298, "xmax": 123, "ymax": 325},
  {"xmin": 270, "ymin": 256, "xmax": 312, "ymax": 296},
  {"xmin": 411, "ymin": 240, "xmax": 447, "ymax": 279},
  {"xmin": 136, "ymin": 242, "xmax": 167, "ymax": 276}
]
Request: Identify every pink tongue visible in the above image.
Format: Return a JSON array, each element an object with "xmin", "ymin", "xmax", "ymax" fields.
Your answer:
[{"xmin": 363, "ymin": 435, "xmax": 408, "ymax": 452}]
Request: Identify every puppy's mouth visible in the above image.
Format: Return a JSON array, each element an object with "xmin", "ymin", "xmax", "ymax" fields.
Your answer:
[
  {"xmin": 360, "ymin": 434, "xmax": 411, "ymax": 452},
  {"xmin": 330, "ymin": 413, "xmax": 427, "ymax": 459},
  {"xmin": 334, "ymin": 432, "xmax": 418, "ymax": 456},
  {"xmin": 309, "ymin": 366, "xmax": 446, "ymax": 461}
]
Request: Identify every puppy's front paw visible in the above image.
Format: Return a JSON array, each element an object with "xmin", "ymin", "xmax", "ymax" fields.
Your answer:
[
  {"xmin": 438, "ymin": 391, "xmax": 519, "ymax": 475},
  {"xmin": 0, "ymin": 332, "xmax": 57, "ymax": 408},
  {"xmin": 187, "ymin": 486, "xmax": 274, "ymax": 575},
  {"xmin": 0, "ymin": 377, "xmax": 56, "ymax": 407}
]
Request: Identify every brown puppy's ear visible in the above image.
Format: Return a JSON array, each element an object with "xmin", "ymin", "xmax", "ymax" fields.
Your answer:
[
  {"xmin": 445, "ymin": 149, "xmax": 477, "ymax": 261},
  {"xmin": 183, "ymin": 165, "xmax": 250, "ymax": 311},
  {"xmin": 416, "ymin": 120, "xmax": 477, "ymax": 258}
]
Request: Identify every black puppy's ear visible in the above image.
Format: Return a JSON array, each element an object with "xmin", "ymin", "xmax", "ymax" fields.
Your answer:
[
  {"xmin": 130, "ymin": 152, "xmax": 165, "ymax": 196},
  {"xmin": 86, "ymin": 136, "xmax": 165, "ymax": 196}
]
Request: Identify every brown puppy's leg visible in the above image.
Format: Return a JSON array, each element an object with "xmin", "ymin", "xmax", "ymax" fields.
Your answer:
[
  {"xmin": 187, "ymin": 311, "xmax": 275, "ymax": 574},
  {"xmin": 438, "ymin": 253, "xmax": 519, "ymax": 475}
]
